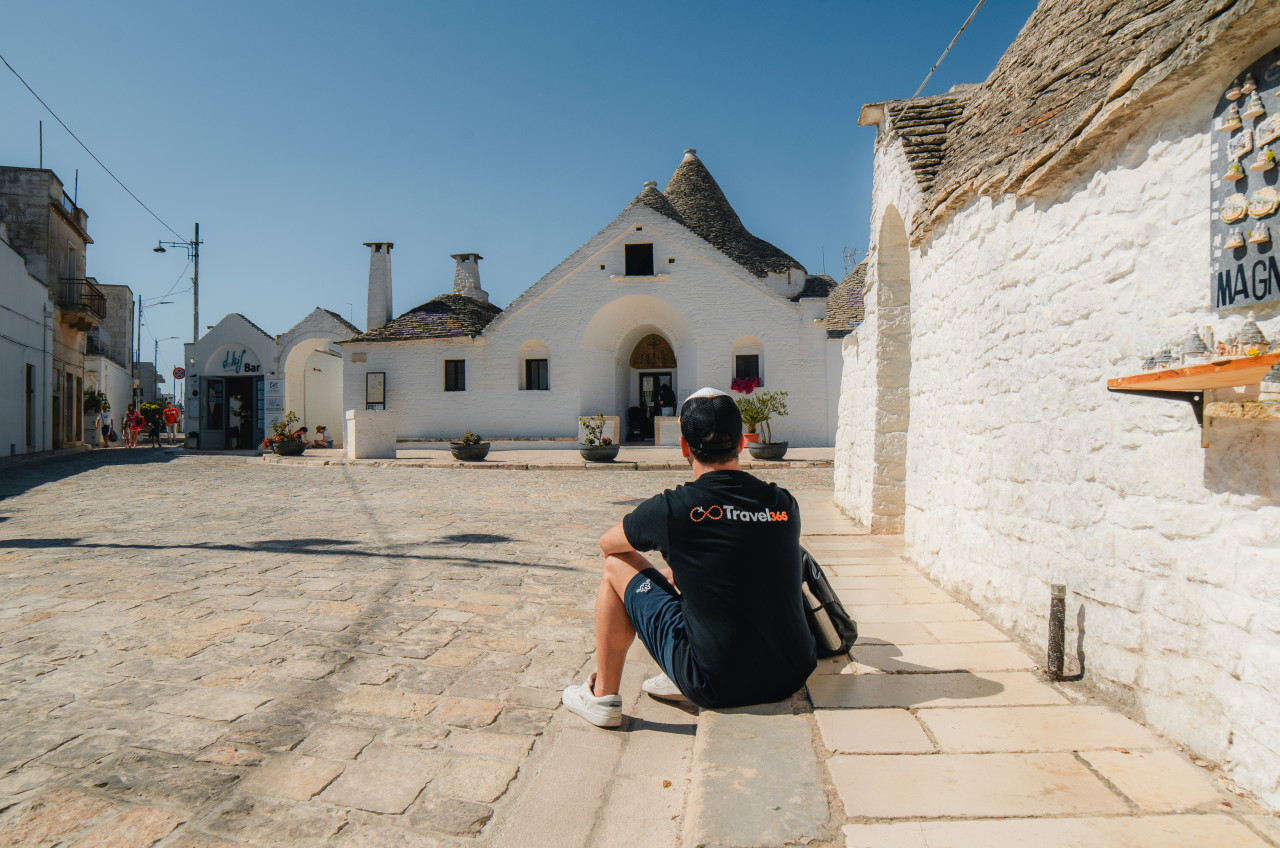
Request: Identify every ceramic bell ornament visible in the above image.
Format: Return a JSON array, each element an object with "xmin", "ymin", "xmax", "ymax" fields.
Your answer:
[
  {"xmin": 1225, "ymin": 161, "xmax": 1245, "ymax": 181},
  {"xmin": 1243, "ymin": 91, "xmax": 1266, "ymax": 120},
  {"xmin": 1226, "ymin": 80, "xmax": 1243, "ymax": 101},
  {"xmin": 1225, "ymin": 228, "xmax": 1246, "ymax": 249},
  {"xmin": 1242, "ymin": 73, "xmax": 1258, "ymax": 94},
  {"xmin": 1221, "ymin": 103, "xmax": 1243, "ymax": 132},
  {"xmin": 1249, "ymin": 223, "xmax": 1271, "ymax": 245},
  {"xmin": 1251, "ymin": 146, "xmax": 1276, "ymax": 171}
]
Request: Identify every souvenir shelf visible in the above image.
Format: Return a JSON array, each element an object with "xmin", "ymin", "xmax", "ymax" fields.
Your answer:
[
  {"xmin": 1108, "ymin": 351, "xmax": 1280, "ymax": 393},
  {"xmin": 1108, "ymin": 352, "xmax": 1280, "ymax": 442}
]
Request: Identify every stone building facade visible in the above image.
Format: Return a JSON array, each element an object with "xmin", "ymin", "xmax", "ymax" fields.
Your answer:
[
  {"xmin": 84, "ymin": 283, "xmax": 134, "ymax": 442},
  {"xmin": 0, "ymin": 166, "xmax": 102, "ymax": 449},
  {"xmin": 340, "ymin": 151, "xmax": 849, "ymax": 444},
  {"xmin": 838, "ymin": 0, "xmax": 1280, "ymax": 806},
  {"xmin": 183, "ymin": 308, "xmax": 356, "ymax": 449}
]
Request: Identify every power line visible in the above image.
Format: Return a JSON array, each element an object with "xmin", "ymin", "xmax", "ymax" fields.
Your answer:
[
  {"xmin": 908, "ymin": 0, "xmax": 987, "ymax": 103},
  {"xmin": 0, "ymin": 50, "xmax": 186, "ymax": 242}
]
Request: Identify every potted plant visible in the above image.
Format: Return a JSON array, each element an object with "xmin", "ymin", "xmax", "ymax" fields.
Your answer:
[
  {"xmin": 735, "ymin": 390, "xmax": 790, "ymax": 460},
  {"xmin": 262, "ymin": 410, "xmax": 306, "ymax": 456},
  {"xmin": 578, "ymin": 414, "xmax": 620, "ymax": 462},
  {"xmin": 450, "ymin": 430, "xmax": 491, "ymax": 461},
  {"xmin": 731, "ymin": 377, "xmax": 763, "ymax": 442}
]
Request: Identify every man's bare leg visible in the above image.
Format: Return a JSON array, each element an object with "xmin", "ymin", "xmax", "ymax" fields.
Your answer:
[{"xmin": 592, "ymin": 551, "xmax": 654, "ymax": 697}]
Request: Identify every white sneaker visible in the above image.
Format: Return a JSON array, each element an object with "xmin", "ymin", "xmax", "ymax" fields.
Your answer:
[
  {"xmin": 562, "ymin": 673, "xmax": 622, "ymax": 728},
  {"xmin": 641, "ymin": 671, "xmax": 688, "ymax": 701}
]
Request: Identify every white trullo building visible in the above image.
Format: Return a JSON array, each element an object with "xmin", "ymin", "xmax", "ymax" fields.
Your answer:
[
  {"xmin": 340, "ymin": 150, "xmax": 858, "ymax": 444},
  {"xmin": 839, "ymin": 0, "xmax": 1280, "ymax": 807}
]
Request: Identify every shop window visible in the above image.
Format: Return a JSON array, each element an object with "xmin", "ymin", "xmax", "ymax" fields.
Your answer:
[
  {"xmin": 625, "ymin": 243, "xmax": 654, "ymax": 276},
  {"xmin": 735, "ymin": 354, "xmax": 760, "ymax": 381},
  {"xmin": 445, "ymin": 359, "xmax": 466, "ymax": 392},
  {"xmin": 525, "ymin": 358, "xmax": 549, "ymax": 391}
]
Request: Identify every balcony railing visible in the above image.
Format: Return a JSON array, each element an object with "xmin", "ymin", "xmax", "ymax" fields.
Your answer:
[{"xmin": 57, "ymin": 277, "xmax": 106, "ymax": 322}]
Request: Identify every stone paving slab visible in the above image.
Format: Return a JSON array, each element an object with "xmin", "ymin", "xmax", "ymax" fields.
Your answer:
[
  {"xmin": 1, "ymin": 452, "xmax": 825, "ymax": 846},
  {"xmin": 806, "ymin": 514, "xmax": 1269, "ymax": 846},
  {"xmin": 918, "ymin": 705, "xmax": 1165, "ymax": 753},
  {"xmin": 829, "ymin": 752, "xmax": 1131, "ymax": 818},
  {"xmin": 842, "ymin": 815, "xmax": 1274, "ymax": 848}
]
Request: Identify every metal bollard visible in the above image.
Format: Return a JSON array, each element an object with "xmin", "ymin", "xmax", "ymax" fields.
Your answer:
[{"xmin": 1048, "ymin": 583, "xmax": 1066, "ymax": 681}]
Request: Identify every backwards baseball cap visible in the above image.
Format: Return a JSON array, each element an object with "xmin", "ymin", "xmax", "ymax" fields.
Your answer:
[{"xmin": 680, "ymin": 387, "xmax": 742, "ymax": 453}]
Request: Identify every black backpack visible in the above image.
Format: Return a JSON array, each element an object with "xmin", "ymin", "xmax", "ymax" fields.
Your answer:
[{"xmin": 801, "ymin": 547, "xmax": 858, "ymax": 658}]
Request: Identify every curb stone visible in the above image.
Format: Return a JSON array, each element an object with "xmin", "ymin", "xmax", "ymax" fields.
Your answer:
[{"xmin": 683, "ymin": 698, "xmax": 831, "ymax": 848}]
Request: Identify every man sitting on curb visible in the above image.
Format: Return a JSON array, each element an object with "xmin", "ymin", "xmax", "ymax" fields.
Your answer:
[{"xmin": 562, "ymin": 387, "xmax": 817, "ymax": 727}]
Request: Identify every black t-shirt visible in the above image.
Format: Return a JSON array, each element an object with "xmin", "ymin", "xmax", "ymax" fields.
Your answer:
[{"xmin": 623, "ymin": 469, "xmax": 816, "ymax": 708}]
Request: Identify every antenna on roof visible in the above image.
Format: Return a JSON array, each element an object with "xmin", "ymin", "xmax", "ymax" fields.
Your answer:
[
  {"xmin": 821, "ymin": 246, "xmax": 826, "ymax": 275},
  {"xmin": 907, "ymin": 0, "xmax": 986, "ymax": 103}
]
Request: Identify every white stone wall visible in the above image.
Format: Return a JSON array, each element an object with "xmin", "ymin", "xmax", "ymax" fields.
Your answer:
[
  {"xmin": 343, "ymin": 205, "xmax": 837, "ymax": 444},
  {"xmin": 838, "ymin": 76, "xmax": 1280, "ymax": 805},
  {"xmin": 0, "ymin": 238, "xmax": 52, "ymax": 454}
]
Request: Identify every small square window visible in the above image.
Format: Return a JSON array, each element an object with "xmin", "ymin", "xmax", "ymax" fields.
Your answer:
[
  {"xmin": 735, "ymin": 355, "xmax": 760, "ymax": 382},
  {"xmin": 635, "ymin": 226, "xmax": 643, "ymax": 231},
  {"xmin": 600, "ymin": 264, "xmax": 606, "ymax": 270},
  {"xmin": 524, "ymin": 359, "xmax": 549, "ymax": 390},
  {"xmin": 444, "ymin": 360, "xmax": 466, "ymax": 392},
  {"xmin": 668, "ymin": 257, "xmax": 675, "ymax": 264},
  {"xmin": 625, "ymin": 243, "xmax": 654, "ymax": 276}
]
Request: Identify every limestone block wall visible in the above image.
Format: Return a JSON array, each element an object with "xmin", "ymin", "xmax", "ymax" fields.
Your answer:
[{"xmin": 838, "ymin": 78, "xmax": 1280, "ymax": 805}]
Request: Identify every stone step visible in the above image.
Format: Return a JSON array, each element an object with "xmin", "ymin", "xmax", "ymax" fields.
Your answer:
[{"xmin": 681, "ymin": 699, "xmax": 832, "ymax": 848}]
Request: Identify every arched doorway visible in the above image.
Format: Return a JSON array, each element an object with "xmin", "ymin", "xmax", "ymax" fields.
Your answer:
[
  {"xmin": 874, "ymin": 205, "xmax": 911, "ymax": 533},
  {"xmin": 629, "ymin": 333, "xmax": 676, "ymax": 440}
]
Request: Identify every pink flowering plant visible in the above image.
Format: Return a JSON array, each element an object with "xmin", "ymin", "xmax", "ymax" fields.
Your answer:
[{"xmin": 731, "ymin": 376, "xmax": 763, "ymax": 394}]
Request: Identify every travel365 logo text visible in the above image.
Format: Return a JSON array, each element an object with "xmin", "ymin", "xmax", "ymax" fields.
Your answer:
[{"xmin": 690, "ymin": 505, "xmax": 788, "ymax": 523}]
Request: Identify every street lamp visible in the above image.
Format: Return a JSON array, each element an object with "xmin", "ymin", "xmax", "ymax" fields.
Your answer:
[{"xmin": 153, "ymin": 222, "xmax": 202, "ymax": 343}]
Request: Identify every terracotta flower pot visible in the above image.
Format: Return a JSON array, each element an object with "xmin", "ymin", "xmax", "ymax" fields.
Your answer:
[{"xmin": 744, "ymin": 433, "xmax": 760, "ymax": 444}]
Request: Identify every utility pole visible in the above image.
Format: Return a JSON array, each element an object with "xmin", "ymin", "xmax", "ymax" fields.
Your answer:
[{"xmin": 192, "ymin": 222, "xmax": 200, "ymax": 343}]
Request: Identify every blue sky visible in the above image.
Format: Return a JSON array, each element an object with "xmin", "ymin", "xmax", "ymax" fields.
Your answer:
[{"xmin": 1, "ymin": 0, "xmax": 1036, "ymax": 378}]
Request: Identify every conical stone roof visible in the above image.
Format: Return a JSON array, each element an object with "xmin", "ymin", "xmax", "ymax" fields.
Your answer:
[{"xmin": 661, "ymin": 150, "xmax": 804, "ymax": 278}]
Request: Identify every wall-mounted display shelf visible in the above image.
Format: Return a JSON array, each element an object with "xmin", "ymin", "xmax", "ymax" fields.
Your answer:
[
  {"xmin": 1108, "ymin": 352, "xmax": 1280, "ymax": 445},
  {"xmin": 1108, "ymin": 352, "xmax": 1280, "ymax": 392}
]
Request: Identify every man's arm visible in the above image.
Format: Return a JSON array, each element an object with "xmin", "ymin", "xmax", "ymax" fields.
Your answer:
[{"xmin": 599, "ymin": 521, "xmax": 674, "ymax": 585}]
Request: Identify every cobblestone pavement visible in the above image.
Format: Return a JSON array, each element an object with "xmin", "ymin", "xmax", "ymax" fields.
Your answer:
[{"xmin": 0, "ymin": 450, "xmax": 832, "ymax": 847}]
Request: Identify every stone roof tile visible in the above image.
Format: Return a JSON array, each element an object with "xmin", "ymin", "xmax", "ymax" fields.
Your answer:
[
  {"xmin": 663, "ymin": 151, "xmax": 805, "ymax": 278},
  {"xmin": 825, "ymin": 262, "xmax": 867, "ymax": 339},
  {"xmin": 341, "ymin": 294, "xmax": 501, "ymax": 343},
  {"xmin": 868, "ymin": 0, "xmax": 1276, "ymax": 244},
  {"xmin": 791, "ymin": 274, "xmax": 837, "ymax": 301}
]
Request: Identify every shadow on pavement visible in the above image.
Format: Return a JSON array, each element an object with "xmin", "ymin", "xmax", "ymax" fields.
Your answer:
[
  {"xmin": 0, "ymin": 536, "xmax": 577, "ymax": 572},
  {"xmin": 0, "ymin": 448, "xmax": 184, "ymax": 502}
]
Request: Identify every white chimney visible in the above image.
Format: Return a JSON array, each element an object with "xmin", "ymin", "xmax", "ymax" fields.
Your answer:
[
  {"xmin": 450, "ymin": 253, "xmax": 488, "ymax": 303},
  {"xmin": 363, "ymin": 242, "xmax": 394, "ymax": 331}
]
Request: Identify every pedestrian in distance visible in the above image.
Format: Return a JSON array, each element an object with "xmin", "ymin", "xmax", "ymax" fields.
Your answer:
[
  {"xmin": 94, "ymin": 409, "xmax": 112, "ymax": 449},
  {"xmin": 162, "ymin": 402, "xmax": 180, "ymax": 445},
  {"xmin": 147, "ymin": 414, "xmax": 162, "ymax": 448},
  {"xmin": 562, "ymin": 387, "xmax": 816, "ymax": 728},
  {"xmin": 123, "ymin": 404, "xmax": 144, "ymax": 449}
]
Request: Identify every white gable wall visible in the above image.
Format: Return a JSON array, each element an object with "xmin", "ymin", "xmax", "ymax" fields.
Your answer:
[{"xmin": 343, "ymin": 204, "xmax": 837, "ymax": 444}]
